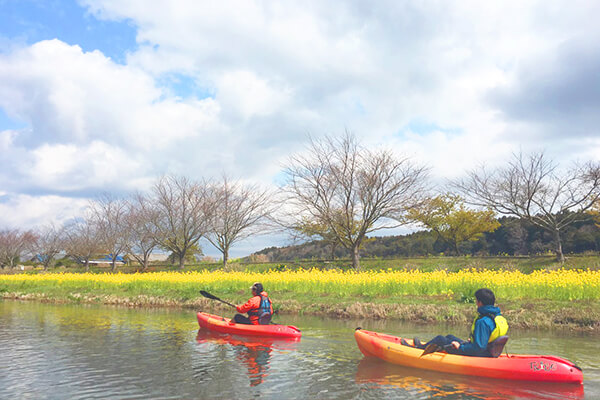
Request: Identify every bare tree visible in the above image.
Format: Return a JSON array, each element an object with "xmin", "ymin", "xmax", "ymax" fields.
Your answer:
[
  {"xmin": 64, "ymin": 219, "xmax": 101, "ymax": 271},
  {"xmin": 89, "ymin": 195, "xmax": 130, "ymax": 272},
  {"xmin": 206, "ymin": 176, "xmax": 272, "ymax": 266},
  {"xmin": 0, "ymin": 229, "xmax": 37, "ymax": 269},
  {"xmin": 151, "ymin": 175, "xmax": 213, "ymax": 269},
  {"xmin": 125, "ymin": 193, "xmax": 161, "ymax": 271},
  {"xmin": 454, "ymin": 151, "xmax": 600, "ymax": 262},
  {"xmin": 283, "ymin": 133, "xmax": 429, "ymax": 269},
  {"xmin": 590, "ymin": 199, "xmax": 600, "ymax": 228},
  {"xmin": 34, "ymin": 224, "xmax": 65, "ymax": 270}
]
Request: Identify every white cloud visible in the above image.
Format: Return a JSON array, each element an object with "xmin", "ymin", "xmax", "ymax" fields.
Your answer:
[
  {"xmin": 0, "ymin": 40, "xmax": 222, "ymax": 150},
  {"xmin": 60, "ymin": 2, "xmax": 600, "ymax": 174},
  {"xmin": 24, "ymin": 141, "xmax": 145, "ymax": 192},
  {"xmin": 216, "ymin": 70, "xmax": 292, "ymax": 120},
  {"xmin": 0, "ymin": 129, "xmax": 17, "ymax": 150},
  {"xmin": 0, "ymin": 39, "xmax": 227, "ymax": 195},
  {"xmin": 0, "ymin": 1, "xmax": 599, "ymax": 255},
  {"xmin": 0, "ymin": 193, "xmax": 89, "ymax": 229}
]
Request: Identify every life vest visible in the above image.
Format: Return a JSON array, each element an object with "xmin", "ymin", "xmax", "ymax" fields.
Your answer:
[
  {"xmin": 247, "ymin": 293, "xmax": 273, "ymax": 323},
  {"xmin": 471, "ymin": 313, "xmax": 509, "ymax": 343}
]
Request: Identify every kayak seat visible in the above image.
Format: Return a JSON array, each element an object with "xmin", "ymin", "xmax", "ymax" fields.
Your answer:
[
  {"xmin": 258, "ymin": 314, "xmax": 272, "ymax": 325},
  {"xmin": 487, "ymin": 335, "xmax": 509, "ymax": 358}
]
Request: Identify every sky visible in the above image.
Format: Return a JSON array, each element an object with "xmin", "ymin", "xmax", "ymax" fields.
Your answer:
[{"xmin": 1, "ymin": 0, "xmax": 599, "ymax": 259}]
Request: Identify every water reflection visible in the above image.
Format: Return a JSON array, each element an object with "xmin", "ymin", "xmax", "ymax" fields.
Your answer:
[
  {"xmin": 355, "ymin": 357, "xmax": 585, "ymax": 400},
  {"xmin": 195, "ymin": 329, "xmax": 300, "ymax": 387},
  {"xmin": 1, "ymin": 301, "xmax": 597, "ymax": 399}
]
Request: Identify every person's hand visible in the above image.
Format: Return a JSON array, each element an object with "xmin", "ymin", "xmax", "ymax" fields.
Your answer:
[{"xmin": 451, "ymin": 341, "xmax": 460, "ymax": 349}]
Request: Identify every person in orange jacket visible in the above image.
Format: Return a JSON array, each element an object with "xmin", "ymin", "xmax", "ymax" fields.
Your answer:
[{"xmin": 233, "ymin": 282, "xmax": 273, "ymax": 325}]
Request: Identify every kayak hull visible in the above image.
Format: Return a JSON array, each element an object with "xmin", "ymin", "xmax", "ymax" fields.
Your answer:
[
  {"xmin": 355, "ymin": 357, "xmax": 585, "ymax": 398},
  {"xmin": 196, "ymin": 329, "xmax": 300, "ymax": 349},
  {"xmin": 197, "ymin": 312, "xmax": 302, "ymax": 339},
  {"xmin": 354, "ymin": 329, "xmax": 583, "ymax": 384}
]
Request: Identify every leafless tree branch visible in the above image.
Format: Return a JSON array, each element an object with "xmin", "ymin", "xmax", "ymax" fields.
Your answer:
[
  {"xmin": 205, "ymin": 175, "xmax": 274, "ymax": 266},
  {"xmin": 453, "ymin": 151, "xmax": 600, "ymax": 261},
  {"xmin": 282, "ymin": 132, "xmax": 429, "ymax": 269}
]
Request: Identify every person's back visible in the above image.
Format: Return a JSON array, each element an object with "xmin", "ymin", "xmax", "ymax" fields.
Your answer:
[{"xmin": 234, "ymin": 282, "xmax": 273, "ymax": 325}]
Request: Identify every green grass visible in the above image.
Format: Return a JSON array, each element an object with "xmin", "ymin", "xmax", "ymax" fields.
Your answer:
[
  {"xmin": 18, "ymin": 254, "xmax": 596, "ymax": 274},
  {"xmin": 3, "ymin": 254, "xmax": 600, "ymax": 332}
]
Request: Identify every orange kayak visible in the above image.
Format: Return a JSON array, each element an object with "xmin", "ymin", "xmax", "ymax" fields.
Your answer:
[
  {"xmin": 355, "ymin": 328, "xmax": 583, "ymax": 384},
  {"xmin": 197, "ymin": 312, "xmax": 302, "ymax": 339}
]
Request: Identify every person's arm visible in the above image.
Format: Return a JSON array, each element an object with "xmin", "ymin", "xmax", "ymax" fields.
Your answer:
[
  {"xmin": 236, "ymin": 296, "xmax": 259, "ymax": 313},
  {"xmin": 458, "ymin": 319, "xmax": 493, "ymax": 356}
]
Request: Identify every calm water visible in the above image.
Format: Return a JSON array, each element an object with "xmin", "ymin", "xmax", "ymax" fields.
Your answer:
[{"xmin": 1, "ymin": 300, "xmax": 598, "ymax": 399}]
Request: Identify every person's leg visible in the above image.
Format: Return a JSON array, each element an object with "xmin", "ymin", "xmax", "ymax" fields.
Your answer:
[
  {"xmin": 233, "ymin": 314, "xmax": 252, "ymax": 324},
  {"xmin": 445, "ymin": 334, "xmax": 466, "ymax": 344},
  {"xmin": 424, "ymin": 335, "xmax": 452, "ymax": 348},
  {"xmin": 414, "ymin": 334, "xmax": 464, "ymax": 349},
  {"xmin": 413, "ymin": 337, "xmax": 425, "ymax": 348},
  {"xmin": 443, "ymin": 334, "xmax": 467, "ymax": 355}
]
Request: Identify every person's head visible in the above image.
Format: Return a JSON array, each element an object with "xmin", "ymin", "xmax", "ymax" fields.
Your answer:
[
  {"xmin": 251, "ymin": 282, "xmax": 264, "ymax": 295},
  {"xmin": 475, "ymin": 288, "xmax": 495, "ymax": 306}
]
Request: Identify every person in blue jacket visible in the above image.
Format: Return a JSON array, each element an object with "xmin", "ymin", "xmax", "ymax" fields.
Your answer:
[{"xmin": 408, "ymin": 288, "xmax": 508, "ymax": 357}]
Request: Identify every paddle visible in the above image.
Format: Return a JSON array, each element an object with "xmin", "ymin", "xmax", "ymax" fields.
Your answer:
[
  {"xmin": 199, "ymin": 290, "xmax": 237, "ymax": 308},
  {"xmin": 420, "ymin": 342, "xmax": 454, "ymax": 357}
]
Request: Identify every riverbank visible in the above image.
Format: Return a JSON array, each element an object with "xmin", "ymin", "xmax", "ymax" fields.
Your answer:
[
  {"xmin": 6, "ymin": 253, "xmax": 600, "ymax": 274},
  {"xmin": 3, "ymin": 292, "xmax": 599, "ymax": 332},
  {"xmin": 2, "ymin": 269, "xmax": 599, "ymax": 332}
]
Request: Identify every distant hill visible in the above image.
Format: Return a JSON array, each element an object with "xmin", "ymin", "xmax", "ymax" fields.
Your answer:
[{"xmin": 248, "ymin": 215, "xmax": 600, "ymax": 262}]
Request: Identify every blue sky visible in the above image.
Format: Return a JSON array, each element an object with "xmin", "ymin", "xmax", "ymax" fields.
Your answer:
[
  {"xmin": 0, "ymin": 0, "xmax": 137, "ymax": 62},
  {"xmin": 1, "ymin": 0, "xmax": 599, "ymax": 258},
  {"xmin": 0, "ymin": 107, "xmax": 26, "ymax": 129}
]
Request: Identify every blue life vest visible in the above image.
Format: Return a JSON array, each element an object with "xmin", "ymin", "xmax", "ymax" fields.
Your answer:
[{"xmin": 248, "ymin": 294, "xmax": 272, "ymax": 319}]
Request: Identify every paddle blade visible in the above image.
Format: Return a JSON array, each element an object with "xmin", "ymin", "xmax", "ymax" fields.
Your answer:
[
  {"xmin": 420, "ymin": 343, "xmax": 440, "ymax": 357},
  {"xmin": 199, "ymin": 290, "xmax": 219, "ymax": 300}
]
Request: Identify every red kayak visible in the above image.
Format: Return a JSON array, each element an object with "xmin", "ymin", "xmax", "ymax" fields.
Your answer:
[
  {"xmin": 355, "ymin": 329, "xmax": 583, "ymax": 384},
  {"xmin": 197, "ymin": 312, "xmax": 302, "ymax": 339}
]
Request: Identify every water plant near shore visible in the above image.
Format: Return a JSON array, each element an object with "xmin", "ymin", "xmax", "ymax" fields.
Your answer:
[{"xmin": 1, "ymin": 268, "xmax": 599, "ymax": 301}]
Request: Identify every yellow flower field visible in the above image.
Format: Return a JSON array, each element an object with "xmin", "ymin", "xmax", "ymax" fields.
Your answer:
[{"xmin": 1, "ymin": 268, "xmax": 599, "ymax": 301}]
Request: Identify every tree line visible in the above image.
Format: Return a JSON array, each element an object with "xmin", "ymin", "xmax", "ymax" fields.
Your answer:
[
  {"xmin": 0, "ymin": 175, "xmax": 272, "ymax": 271},
  {"xmin": 254, "ymin": 214, "xmax": 600, "ymax": 261},
  {"xmin": 281, "ymin": 134, "xmax": 600, "ymax": 266},
  {"xmin": 1, "ymin": 133, "xmax": 600, "ymax": 270}
]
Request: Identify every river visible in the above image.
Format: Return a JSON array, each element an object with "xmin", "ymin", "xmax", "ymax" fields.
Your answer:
[{"xmin": 1, "ymin": 300, "xmax": 597, "ymax": 399}]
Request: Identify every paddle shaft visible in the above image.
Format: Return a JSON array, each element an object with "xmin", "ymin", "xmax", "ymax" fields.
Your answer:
[
  {"xmin": 214, "ymin": 298, "xmax": 237, "ymax": 308},
  {"xmin": 199, "ymin": 290, "xmax": 237, "ymax": 308}
]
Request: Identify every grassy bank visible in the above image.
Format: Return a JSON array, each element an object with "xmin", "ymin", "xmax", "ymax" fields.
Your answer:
[
  {"xmin": 2, "ymin": 269, "xmax": 599, "ymax": 332},
  {"xmin": 227, "ymin": 254, "xmax": 600, "ymax": 273},
  {"xmin": 7, "ymin": 254, "xmax": 600, "ymax": 275}
]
